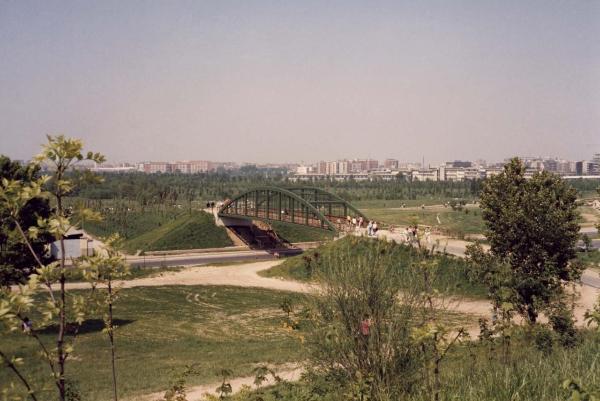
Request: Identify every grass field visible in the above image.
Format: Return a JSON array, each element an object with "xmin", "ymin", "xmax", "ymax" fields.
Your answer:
[
  {"xmin": 353, "ymin": 198, "xmax": 476, "ymax": 209},
  {"xmin": 578, "ymin": 250, "xmax": 600, "ymax": 271},
  {"xmin": 363, "ymin": 207, "xmax": 486, "ymax": 238},
  {"xmin": 2, "ymin": 281, "xmax": 478, "ymax": 401},
  {"xmin": 1, "ymin": 286, "xmax": 307, "ymax": 401},
  {"xmin": 261, "ymin": 237, "xmax": 488, "ymax": 299},
  {"xmin": 85, "ymin": 210, "xmax": 233, "ymax": 253},
  {"xmin": 270, "ymin": 221, "xmax": 334, "ymax": 243}
]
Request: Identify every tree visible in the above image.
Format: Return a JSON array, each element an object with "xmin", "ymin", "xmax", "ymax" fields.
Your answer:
[
  {"xmin": 477, "ymin": 158, "xmax": 582, "ymax": 324},
  {"xmin": 84, "ymin": 234, "xmax": 129, "ymax": 401},
  {"xmin": 305, "ymin": 238, "xmax": 463, "ymax": 400},
  {"xmin": 0, "ymin": 135, "xmax": 105, "ymax": 401},
  {"xmin": 582, "ymin": 234, "xmax": 593, "ymax": 253},
  {"xmin": 0, "ymin": 156, "xmax": 53, "ymax": 287}
]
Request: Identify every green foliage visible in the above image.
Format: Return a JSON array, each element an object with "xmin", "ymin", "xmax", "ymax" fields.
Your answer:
[
  {"xmin": 563, "ymin": 380, "xmax": 600, "ymax": 401},
  {"xmin": 73, "ymin": 173, "xmax": 484, "ymax": 204},
  {"xmin": 215, "ymin": 332, "xmax": 600, "ymax": 401},
  {"xmin": 0, "ymin": 135, "xmax": 109, "ymax": 401},
  {"xmin": 478, "ymin": 158, "xmax": 583, "ymax": 323},
  {"xmin": 0, "ymin": 156, "xmax": 53, "ymax": 287},
  {"xmin": 585, "ymin": 296, "xmax": 600, "ymax": 329},
  {"xmin": 582, "ymin": 234, "xmax": 593, "ymax": 252},
  {"xmin": 302, "ymin": 238, "xmax": 472, "ymax": 400},
  {"xmin": 263, "ymin": 237, "xmax": 488, "ymax": 299}
]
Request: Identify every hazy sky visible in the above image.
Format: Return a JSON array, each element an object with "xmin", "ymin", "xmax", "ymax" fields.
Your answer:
[{"xmin": 1, "ymin": 1, "xmax": 599, "ymax": 164}]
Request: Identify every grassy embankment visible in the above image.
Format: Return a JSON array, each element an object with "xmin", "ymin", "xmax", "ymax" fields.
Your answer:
[
  {"xmin": 261, "ymin": 236, "xmax": 488, "ymax": 299},
  {"xmin": 1, "ymin": 286, "xmax": 305, "ymax": 400},
  {"xmin": 84, "ymin": 210, "xmax": 233, "ymax": 253},
  {"xmin": 269, "ymin": 221, "xmax": 334, "ymax": 243}
]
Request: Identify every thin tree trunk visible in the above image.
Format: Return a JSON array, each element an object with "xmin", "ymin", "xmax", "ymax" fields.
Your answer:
[
  {"xmin": 108, "ymin": 279, "xmax": 118, "ymax": 401},
  {"xmin": 57, "ymin": 187, "xmax": 67, "ymax": 401},
  {"xmin": 0, "ymin": 349, "xmax": 38, "ymax": 401}
]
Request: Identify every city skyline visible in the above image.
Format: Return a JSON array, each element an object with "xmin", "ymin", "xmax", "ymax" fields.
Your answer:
[{"xmin": 1, "ymin": 1, "xmax": 599, "ymax": 163}]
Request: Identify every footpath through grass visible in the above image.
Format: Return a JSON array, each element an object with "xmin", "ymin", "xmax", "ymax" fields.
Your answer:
[
  {"xmin": 1, "ymin": 286, "xmax": 306, "ymax": 401},
  {"xmin": 364, "ymin": 207, "xmax": 486, "ymax": 238},
  {"xmin": 261, "ymin": 236, "xmax": 488, "ymax": 299}
]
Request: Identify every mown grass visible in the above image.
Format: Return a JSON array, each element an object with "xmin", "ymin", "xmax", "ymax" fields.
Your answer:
[
  {"xmin": 65, "ymin": 265, "xmax": 185, "ymax": 282},
  {"xmin": 364, "ymin": 207, "xmax": 486, "ymax": 238},
  {"xmin": 261, "ymin": 237, "xmax": 488, "ymax": 299},
  {"xmin": 578, "ymin": 250, "xmax": 600, "ymax": 271},
  {"xmin": 353, "ymin": 198, "xmax": 476, "ymax": 209},
  {"xmin": 85, "ymin": 210, "xmax": 233, "ymax": 253},
  {"xmin": 83, "ymin": 208, "xmax": 181, "ymax": 240},
  {"xmin": 0, "ymin": 286, "xmax": 306, "ymax": 401},
  {"xmin": 270, "ymin": 221, "xmax": 334, "ymax": 243}
]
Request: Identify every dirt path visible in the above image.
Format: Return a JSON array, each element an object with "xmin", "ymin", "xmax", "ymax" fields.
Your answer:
[
  {"xmin": 63, "ymin": 260, "xmax": 311, "ymax": 293},
  {"xmin": 129, "ymin": 366, "xmax": 303, "ymax": 401}
]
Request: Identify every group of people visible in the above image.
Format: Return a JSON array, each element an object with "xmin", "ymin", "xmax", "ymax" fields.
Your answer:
[
  {"xmin": 366, "ymin": 220, "xmax": 379, "ymax": 236},
  {"xmin": 339, "ymin": 215, "xmax": 433, "ymax": 244},
  {"xmin": 340, "ymin": 215, "xmax": 381, "ymax": 237},
  {"xmin": 396, "ymin": 225, "xmax": 432, "ymax": 244}
]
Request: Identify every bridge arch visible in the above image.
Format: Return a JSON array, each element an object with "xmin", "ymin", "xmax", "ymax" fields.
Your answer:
[{"xmin": 218, "ymin": 186, "xmax": 367, "ymax": 232}]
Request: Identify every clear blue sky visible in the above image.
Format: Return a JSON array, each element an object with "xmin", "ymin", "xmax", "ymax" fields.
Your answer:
[{"xmin": 1, "ymin": 0, "xmax": 599, "ymax": 164}]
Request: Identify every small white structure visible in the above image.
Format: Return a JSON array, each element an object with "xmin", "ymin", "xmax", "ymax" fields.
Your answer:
[{"xmin": 50, "ymin": 228, "xmax": 94, "ymax": 259}]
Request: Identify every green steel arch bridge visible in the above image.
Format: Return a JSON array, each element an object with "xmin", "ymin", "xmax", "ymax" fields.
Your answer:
[{"xmin": 218, "ymin": 186, "xmax": 368, "ymax": 233}]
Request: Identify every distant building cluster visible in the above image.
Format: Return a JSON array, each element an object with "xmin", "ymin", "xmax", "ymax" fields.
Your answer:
[
  {"xmin": 292, "ymin": 153, "xmax": 600, "ymax": 182},
  {"xmin": 73, "ymin": 152, "xmax": 600, "ymax": 180}
]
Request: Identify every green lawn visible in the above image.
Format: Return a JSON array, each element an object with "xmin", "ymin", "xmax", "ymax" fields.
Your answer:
[
  {"xmin": 353, "ymin": 198, "xmax": 476, "ymax": 209},
  {"xmin": 578, "ymin": 250, "xmax": 600, "ymax": 271},
  {"xmin": 1, "ymin": 286, "xmax": 306, "ymax": 401},
  {"xmin": 363, "ymin": 207, "xmax": 486, "ymax": 238},
  {"xmin": 261, "ymin": 236, "xmax": 488, "ymax": 299},
  {"xmin": 270, "ymin": 221, "xmax": 334, "ymax": 243},
  {"xmin": 85, "ymin": 210, "xmax": 233, "ymax": 253}
]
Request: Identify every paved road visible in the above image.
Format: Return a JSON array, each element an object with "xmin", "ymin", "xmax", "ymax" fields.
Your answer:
[
  {"xmin": 581, "ymin": 226, "xmax": 599, "ymax": 235},
  {"xmin": 127, "ymin": 233, "xmax": 600, "ymax": 290},
  {"xmin": 582, "ymin": 271, "xmax": 600, "ymax": 289},
  {"xmin": 125, "ymin": 249, "xmax": 301, "ymax": 269}
]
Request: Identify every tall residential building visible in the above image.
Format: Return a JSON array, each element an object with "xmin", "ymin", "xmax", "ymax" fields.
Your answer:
[
  {"xmin": 138, "ymin": 162, "xmax": 170, "ymax": 173},
  {"xmin": 384, "ymin": 159, "xmax": 399, "ymax": 169},
  {"xmin": 326, "ymin": 161, "xmax": 339, "ymax": 175},
  {"xmin": 338, "ymin": 160, "xmax": 349, "ymax": 174}
]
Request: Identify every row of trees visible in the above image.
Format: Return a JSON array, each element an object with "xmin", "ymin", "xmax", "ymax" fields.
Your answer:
[{"xmin": 73, "ymin": 172, "xmax": 483, "ymax": 204}]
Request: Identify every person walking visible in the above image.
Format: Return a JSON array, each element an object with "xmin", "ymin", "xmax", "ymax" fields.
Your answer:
[{"xmin": 367, "ymin": 221, "xmax": 373, "ymax": 236}]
